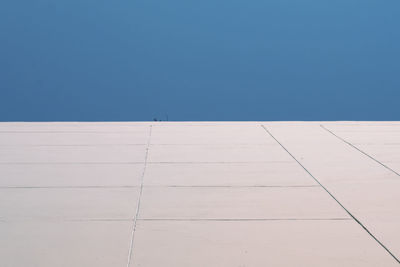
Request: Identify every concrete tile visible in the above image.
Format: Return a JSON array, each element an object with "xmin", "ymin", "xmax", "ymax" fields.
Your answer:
[
  {"xmin": 337, "ymin": 133, "xmax": 400, "ymax": 145},
  {"xmin": 366, "ymin": 220, "xmax": 400, "ymax": 258},
  {"xmin": 0, "ymin": 163, "xmax": 144, "ymax": 187},
  {"xmin": 131, "ymin": 220, "xmax": 398, "ymax": 267},
  {"xmin": 0, "ymin": 122, "xmax": 151, "ymax": 132},
  {"xmin": 139, "ymin": 187, "xmax": 348, "ymax": 219},
  {"xmin": 325, "ymin": 180, "xmax": 400, "ymax": 258},
  {"xmin": 0, "ymin": 145, "xmax": 147, "ymax": 163},
  {"xmin": 147, "ymin": 144, "xmax": 292, "ymax": 163},
  {"xmin": 325, "ymin": 180, "xmax": 400, "ymax": 221},
  {"xmin": 151, "ymin": 125, "xmax": 274, "ymax": 145},
  {"xmin": 322, "ymin": 124, "xmax": 400, "ymax": 145},
  {"xmin": 144, "ymin": 162, "xmax": 316, "ymax": 186},
  {"xmin": 323, "ymin": 125, "xmax": 400, "ymax": 173},
  {"xmin": 0, "ymin": 221, "xmax": 132, "ymax": 267},
  {"xmin": 0, "ymin": 131, "xmax": 149, "ymax": 145},
  {"xmin": 324, "ymin": 124, "xmax": 400, "ymax": 133},
  {"xmin": 0, "ymin": 188, "xmax": 139, "ymax": 220},
  {"xmin": 356, "ymin": 144, "xmax": 400, "ymax": 163},
  {"xmin": 387, "ymin": 162, "xmax": 400, "ymax": 173}
]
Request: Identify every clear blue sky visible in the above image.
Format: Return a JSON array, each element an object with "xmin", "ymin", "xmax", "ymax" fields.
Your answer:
[{"xmin": 1, "ymin": 0, "xmax": 399, "ymax": 121}]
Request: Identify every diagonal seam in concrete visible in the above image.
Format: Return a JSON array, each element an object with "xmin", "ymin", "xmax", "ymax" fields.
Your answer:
[
  {"xmin": 261, "ymin": 125, "xmax": 400, "ymax": 264},
  {"xmin": 320, "ymin": 124, "xmax": 400, "ymax": 177}
]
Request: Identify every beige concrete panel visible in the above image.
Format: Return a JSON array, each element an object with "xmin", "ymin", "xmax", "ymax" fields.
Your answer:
[
  {"xmin": 324, "ymin": 180, "xmax": 400, "ymax": 221},
  {"xmin": 326, "ymin": 132, "xmax": 400, "ymax": 145},
  {"xmin": 0, "ymin": 145, "xmax": 147, "ymax": 163},
  {"xmin": 144, "ymin": 162, "xmax": 316, "ymax": 186},
  {"xmin": 387, "ymin": 162, "xmax": 400, "ymax": 173},
  {"xmin": 323, "ymin": 124, "xmax": 400, "ymax": 133},
  {"xmin": 131, "ymin": 220, "xmax": 398, "ymax": 267},
  {"xmin": 151, "ymin": 125, "xmax": 274, "ymax": 145},
  {"xmin": 356, "ymin": 144, "xmax": 400, "ymax": 177},
  {"xmin": 325, "ymin": 180, "xmax": 400, "ymax": 257},
  {"xmin": 366, "ymin": 220, "xmax": 400, "ymax": 258},
  {"xmin": 147, "ymin": 144, "xmax": 293, "ymax": 163},
  {"xmin": 0, "ymin": 163, "xmax": 144, "ymax": 187},
  {"xmin": 355, "ymin": 144, "xmax": 400, "ymax": 163},
  {"xmin": 0, "ymin": 188, "xmax": 139, "ymax": 220},
  {"xmin": 0, "ymin": 221, "xmax": 132, "ymax": 267},
  {"xmin": 139, "ymin": 187, "xmax": 348, "ymax": 219},
  {"xmin": 0, "ymin": 122, "xmax": 151, "ymax": 132},
  {"xmin": 0, "ymin": 132, "xmax": 149, "ymax": 145},
  {"xmin": 324, "ymin": 124, "xmax": 400, "ymax": 173}
]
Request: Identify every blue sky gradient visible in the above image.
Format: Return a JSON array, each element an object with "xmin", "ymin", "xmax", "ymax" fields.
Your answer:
[{"xmin": 1, "ymin": 0, "xmax": 399, "ymax": 121}]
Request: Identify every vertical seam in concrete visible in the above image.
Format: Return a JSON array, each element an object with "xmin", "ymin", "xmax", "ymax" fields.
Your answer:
[
  {"xmin": 126, "ymin": 125, "xmax": 153, "ymax": 267},
  {"xmin": 320, "ymin": 124, "xmax": 400, "ymax": 177},
  {"xmin": 261, "ymin": 125, "xmax": 400, "ymax": 264}
]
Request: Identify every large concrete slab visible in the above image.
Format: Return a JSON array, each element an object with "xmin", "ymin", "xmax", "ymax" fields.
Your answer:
[
  {"xmin": 139, "ymin": 186, "xmax": 348, "ymax": 220},
  {"xmin": 0, "ymin": 145, "xmax": 147, "ymax": 163},
  {"xmin": 0, "ymin": 122, "xmax": 151, "ymax": 132},
  {"xmin": 323, "ymin": 124, "xmax": 400, "ymax": 173},
  {"xmin": 0, "ymin": 188, "xmax": 139, "ymax": 221},
  {"xmin": 0, "ymin": 132, "xmax": 149, "ymax": 145},
  {"xmin": 131, "ymin": 220, "xmax": 398, "ymax": 267},
  {"xmin": 148, "ymin": 144, "xmax": 292, "ymax": 163},
  {"xmin": 0, "ymin": 221, "xmax": 133, "ymax": 267},
  {"xmin": 151, "ymin": 125, "xmax": 275, "ymax": 145},
  {"xmin": 0, "ymin": 163, "xmax": 144, "ymax": 187},
  {"xmin": 144, "ymin": 162, "xmax": 317, "ymax": 186}
]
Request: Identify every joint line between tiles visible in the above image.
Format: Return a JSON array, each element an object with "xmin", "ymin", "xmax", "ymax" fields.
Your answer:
[
  {"xmin": 126, "ymin": 125, "xmax": 152, "ymax": 267},
  {"xmin": 0, "ymin": 185, "xmax": 320, "ymax": 189},
  {"xmin": 137, "ymin": 218, "xmax": 352, "ymax": 222},
  {"xmin": 320, "ymin": 124, "xmax": 400, "ymax": 177},
  {"xmin": 261, "ymin": 124, "xmax": 400, "ymax": 264}
]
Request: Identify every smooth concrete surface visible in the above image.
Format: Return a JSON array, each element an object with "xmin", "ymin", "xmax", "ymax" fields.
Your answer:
[
  {"xmin": 0, "ymin": 163, "xmax": 144, "ymax": 187},
  {"xmin": 150, "ymin": 125, "xmax": 276, "ymax": 145},
  {"xmin": 0, "ymin": 188, "xmax": 139, "ymax": 221},
  {"xmin": 0, "ymin": 221, "xmax": 133, "ymax": 267},
  {"xmin": 0, "ymin": 132, "xmax": 149, "ymax": 145},
  {"xmin": 323, "ymin": 124, "xmax": 400, "ymax": 174},
  {"xmin": 0, "ymin": 145, "xmax": 147, "ymax": 163},
  {"xmin": 147, "ymin": 144, "xmax": 293, "ymax": 163},
  {"xmin": 139, "ymin": 187, "xmax": 348, "ymax": 219},
  {"xmin": 144, "ymin": 162, "xmax": 316, "ymax": 186},
  {"xmin": 132, "ymin": 220, "xmax": 397, "ymax": 267},
  {"xmin": 1, "ymin": 122, "xmax": 400, "ymax": 266}
]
